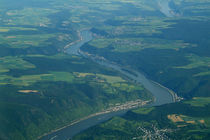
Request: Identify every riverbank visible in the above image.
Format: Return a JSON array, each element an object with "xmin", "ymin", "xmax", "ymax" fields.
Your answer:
[
  {"xmin": 79, "ymin": 50, "xmax": 177, "ymax": 105},
  {"xmin": 64, "ymin": 28, "xmax": 92, "ymax": 51},
  {"xmin": 39, "ymin": 29, "xmax": 177, "ymax": 139},
  {"xmin": 38, "ymin": 99, "xmax": 151, "ymax": 140},
  {"xmin": 63, "ymin": 31, "xmax": 82, "ymax": 51},
  {"xmin": 150, "ymin": 80, "xmax": 183, "ymax": 102}
]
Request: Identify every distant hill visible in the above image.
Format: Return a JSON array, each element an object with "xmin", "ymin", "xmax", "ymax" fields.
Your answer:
[
  {"xmin": 75, "ymin": 0, "xmax": 210, "ymax": 139},
  {"xmin": 0, "ymin": 0, "xmax": 210, "ymax": 139}
]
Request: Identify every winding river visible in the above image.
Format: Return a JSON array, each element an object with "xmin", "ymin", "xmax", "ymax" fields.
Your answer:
[
  {"xmin": 40, "ymin": 30, "xmax": 175, "ymax": 140},
  {"xmin": 40, "ymin": 2, "xmax": 177, "ymax": 140},
  {"xmin": 75, "ymin": 30, "xmax": 174, "ymax": 107}
]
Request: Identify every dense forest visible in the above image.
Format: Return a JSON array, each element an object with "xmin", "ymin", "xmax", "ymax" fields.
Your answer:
[{"xmin": 0, "ymin": 0, "xmax": 210, "ymax": 139}]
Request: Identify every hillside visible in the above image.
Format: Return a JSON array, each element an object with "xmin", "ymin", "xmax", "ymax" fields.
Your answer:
[
  {"xmin": 74, "ymin": 0, "xmax": 210, "ymax": 139},
  {"xmin": 0, "ymin": 0, "xmax": 153, "ymax": 139},
  {"xmin": 0, "ymin": 0, "xmax": 210, "ymax": 139},
  {"xmin": 74, "ymin": 97, "xmax": 210, "ymax": 140}
]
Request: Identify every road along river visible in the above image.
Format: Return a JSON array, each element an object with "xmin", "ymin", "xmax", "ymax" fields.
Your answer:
[{"xmin": 40, "ymin": 30, "xmax": 178, "ymax": 140}]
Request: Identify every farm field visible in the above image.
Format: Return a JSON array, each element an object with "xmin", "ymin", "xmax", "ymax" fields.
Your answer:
[
  {"xmin": 74, "ymin": 0, "xmax": 210, "ymax": 139},
  {"xmin": 0, "ymin": 0, "xmax": 210, "ymax": 139},
  {"xmin": 0, "ymin": 0, "xmax": 154, "ymax": 139},
  {"xmin": 74, "ymin": 97, "xmax": 210, "ymax": 140}
]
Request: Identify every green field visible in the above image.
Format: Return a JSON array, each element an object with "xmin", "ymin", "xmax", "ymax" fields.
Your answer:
[
  {"xmin": 73, "ymin": 0, "xmax": 210, "ymax": 139},
  {"xmin": 81, "ymin": 0, "xmax": 210, "ymax": 99},
  {"xmin": 0, "ymin": 0, "xmax": 155, "ymax": 139},
  {"xmin": 74, "ymin": 98, "xmax": 210, "ymax": 140},
  {"xmin": 185, "ymin": 97, "xmax": 210, "ymax": 107},
  {"xmin": 0, "ymin": 0, "xmax": 210, "ymax": 139}
]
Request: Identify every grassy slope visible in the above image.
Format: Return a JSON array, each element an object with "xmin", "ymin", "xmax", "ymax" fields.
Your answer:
[
  {"xmin": 0, "ymin": 0, "xmax": 153, "ymax": 139},
  {"xmin": 0, "ymin": 55, "xmax": 152, "ymax": 140},
  {"xmin": 80, "ymin": 0, "xmax": 210, "ymax": 99},
  {"xmin": 1, "ymin": 0, "xmax": 210, "ymax": 139},
  {"xmin": 74, "ymin": 0, "xmax": 210, "ymax": 139},
  {"xmin": 74, "ymin": 97, "xmax": 210, "ymax": 140}
]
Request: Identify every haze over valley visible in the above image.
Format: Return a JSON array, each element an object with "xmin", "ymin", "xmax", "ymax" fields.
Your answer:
[{"xmin": 0, "ymin": 0, "xmax": 210, "ymax": 139}]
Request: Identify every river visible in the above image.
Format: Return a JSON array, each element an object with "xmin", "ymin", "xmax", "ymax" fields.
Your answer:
[
  {"xmin": 40, "ymin": 29, "xmax": 176, "ymax": 140},
  {"xmin": 40, "ymin": 2, "xmax": 177, "ymax": 139}
]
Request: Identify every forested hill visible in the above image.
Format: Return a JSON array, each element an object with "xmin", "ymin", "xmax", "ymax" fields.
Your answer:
[
  {"xmin": 74, "ymin": 0, "xmax": 210, "ymax": 139},
  {"xmin": 0, "ymin": 0, "xmax": 154, "ymax": 139},
  {"xmin": 0, "ymin": 0, "xmax": 210, "ymax": 139}
]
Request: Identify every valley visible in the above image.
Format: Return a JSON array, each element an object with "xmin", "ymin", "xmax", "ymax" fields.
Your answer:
[{"xmin": 0, "ymin": 0, "xmax": 210, "ymax": 140}]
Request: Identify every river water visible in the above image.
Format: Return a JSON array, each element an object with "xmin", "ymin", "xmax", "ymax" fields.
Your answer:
[
  {"xmin": 40, "ymin": 2, "xmax": 176, "ymax": 140},
  {"xmin": 40, "ymin": 29, "xmax": 174, "ymax": 140}
]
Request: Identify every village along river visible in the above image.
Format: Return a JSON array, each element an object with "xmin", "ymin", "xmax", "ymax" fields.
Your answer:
[
  {"xmin": 40, "ymin": 2, "xmax": 177, "ymax": 139},
  {"xmin": 40, "ymin": 30, "xmax": 176, "ymax": 140}
]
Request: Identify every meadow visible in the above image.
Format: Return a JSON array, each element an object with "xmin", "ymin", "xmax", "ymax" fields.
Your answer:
[
  {"xmin": 0, "ymin": 0, "xmax": 210, "ymax": 139},
  {"xmin": 73, "ymin": 0, "xmax": 210, "ymax": 139},
  {"xmin": 0, "ymin": 0, "xmax": 155, "ymax": 139},
  {"xmin": 80, "ymin": 0, "xmax": 210, "ymax": 100},
  {"xmin": 74, "ymin": 97, "xmax": 210, "ymax": 140}
]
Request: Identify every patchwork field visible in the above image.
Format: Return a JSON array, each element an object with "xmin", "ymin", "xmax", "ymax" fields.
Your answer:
[
  {"xmin": 0, "ymin": 0, "xmax": 210, "ymax": 139},
  {"xmin": 0, "ymin": 0, "xmax": 155, "ymax": 139},
  {"xmin": 74, "ymin": 97, "xmax": 210, "ymax": 140}
]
